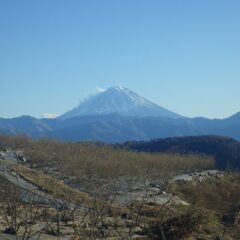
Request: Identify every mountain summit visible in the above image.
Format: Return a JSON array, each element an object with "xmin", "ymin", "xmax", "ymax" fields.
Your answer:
[{"xmin": 59, "ymin": 86, "xmax": 183, "ymax": 119}]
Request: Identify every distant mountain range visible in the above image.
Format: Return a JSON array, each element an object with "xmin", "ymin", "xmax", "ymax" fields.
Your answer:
[{"xmin": 0, "ymin": 86, "xmax": 240, "ymax": 143}]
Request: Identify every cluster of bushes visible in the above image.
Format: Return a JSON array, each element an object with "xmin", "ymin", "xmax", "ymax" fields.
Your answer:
[{"xmin": 170, "ymin": 172, "xmax": 240, "ymax": 239}]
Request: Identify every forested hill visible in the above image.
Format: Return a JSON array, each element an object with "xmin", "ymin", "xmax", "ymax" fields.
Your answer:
[{"xmin": 120, "ymin": 136, "xmax": 240, "ymax": 170}]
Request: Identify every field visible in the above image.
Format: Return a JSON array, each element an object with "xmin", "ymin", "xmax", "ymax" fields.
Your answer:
[{"xmin": 0, "ymin": 135, "xmax": 239, "ymax": 239}]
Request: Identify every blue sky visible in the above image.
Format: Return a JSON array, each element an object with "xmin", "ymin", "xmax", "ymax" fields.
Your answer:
[{"xmin": 1, "ymin": 0, "xmax": 240, "ymax": 119}]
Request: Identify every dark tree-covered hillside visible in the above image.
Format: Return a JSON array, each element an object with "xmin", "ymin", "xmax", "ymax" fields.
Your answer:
[{"xmin": 121, "ymin": 136, "xmax": 240, "ymax": 170}]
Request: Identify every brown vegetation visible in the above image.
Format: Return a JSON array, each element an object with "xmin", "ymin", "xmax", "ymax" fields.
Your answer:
[
  {"xmin": 7, "ymin": 163, "xmax": 90, "ymax": 205},
  {"xmin": 0, "ymin": 135, "xmax": 214, "ymax": 182},
  {"xmin": 171, "ymin": 173, "xmax": 240, "ymax": 239},
  {"xmin": 1, "ymin": 135, "xmax": 238, "ymax": 239}
]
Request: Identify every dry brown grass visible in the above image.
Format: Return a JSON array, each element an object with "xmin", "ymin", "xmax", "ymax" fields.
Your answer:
[
  {"xmin": 8, "ymin": 163, "xmax": 91, "ymax": 205},
  {"xmin": 171, "ymin": 172, "xmax": 240, "ymax": 213},
  {"xmin": 0, "ymin": 135, "xmax": 214, "ymax": 182}
]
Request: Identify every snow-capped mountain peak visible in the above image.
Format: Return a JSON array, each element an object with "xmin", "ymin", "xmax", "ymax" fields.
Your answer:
[{"xmin": 59, "ymin": 86, "xmax": 183, "ymax": 119}]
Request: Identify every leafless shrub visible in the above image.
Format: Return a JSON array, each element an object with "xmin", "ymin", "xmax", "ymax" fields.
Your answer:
[{"xmin": 0, "ymin": 179, "xmax": 49, "ymax": 240}]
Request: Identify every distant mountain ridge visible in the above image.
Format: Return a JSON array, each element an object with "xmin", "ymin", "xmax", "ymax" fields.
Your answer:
[
  {"xmin": 0, "ymin": 112, "xmax": 240, "ymax": 143},
  {"xmin": 0, "ymin": 86, "xmax": 239, "ymax": 143},
  {"xmin": 59, "ymin": 86, "xmax": 183, "ymax": 119}
]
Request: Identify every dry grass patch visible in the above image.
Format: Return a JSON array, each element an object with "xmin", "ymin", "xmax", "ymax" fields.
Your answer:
[{"xmin": 8, "ymin": 163, "xmax": 91, "ymax": 205}]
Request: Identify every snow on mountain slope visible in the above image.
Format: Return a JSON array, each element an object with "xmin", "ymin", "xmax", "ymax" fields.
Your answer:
[{"xmin": 59, "ymin": 86, "xmax": 183, "ymax": 119}]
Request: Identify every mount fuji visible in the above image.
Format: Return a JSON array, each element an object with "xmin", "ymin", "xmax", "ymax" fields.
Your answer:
[{"xmin": 59, "ymin": 86, "xmax": 183, "ymax": 119}]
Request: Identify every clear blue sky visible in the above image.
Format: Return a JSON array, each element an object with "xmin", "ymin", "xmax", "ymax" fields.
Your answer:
[{"xmin": 1, "ymin": 0, "xmax": 240, "ymax": 119}]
